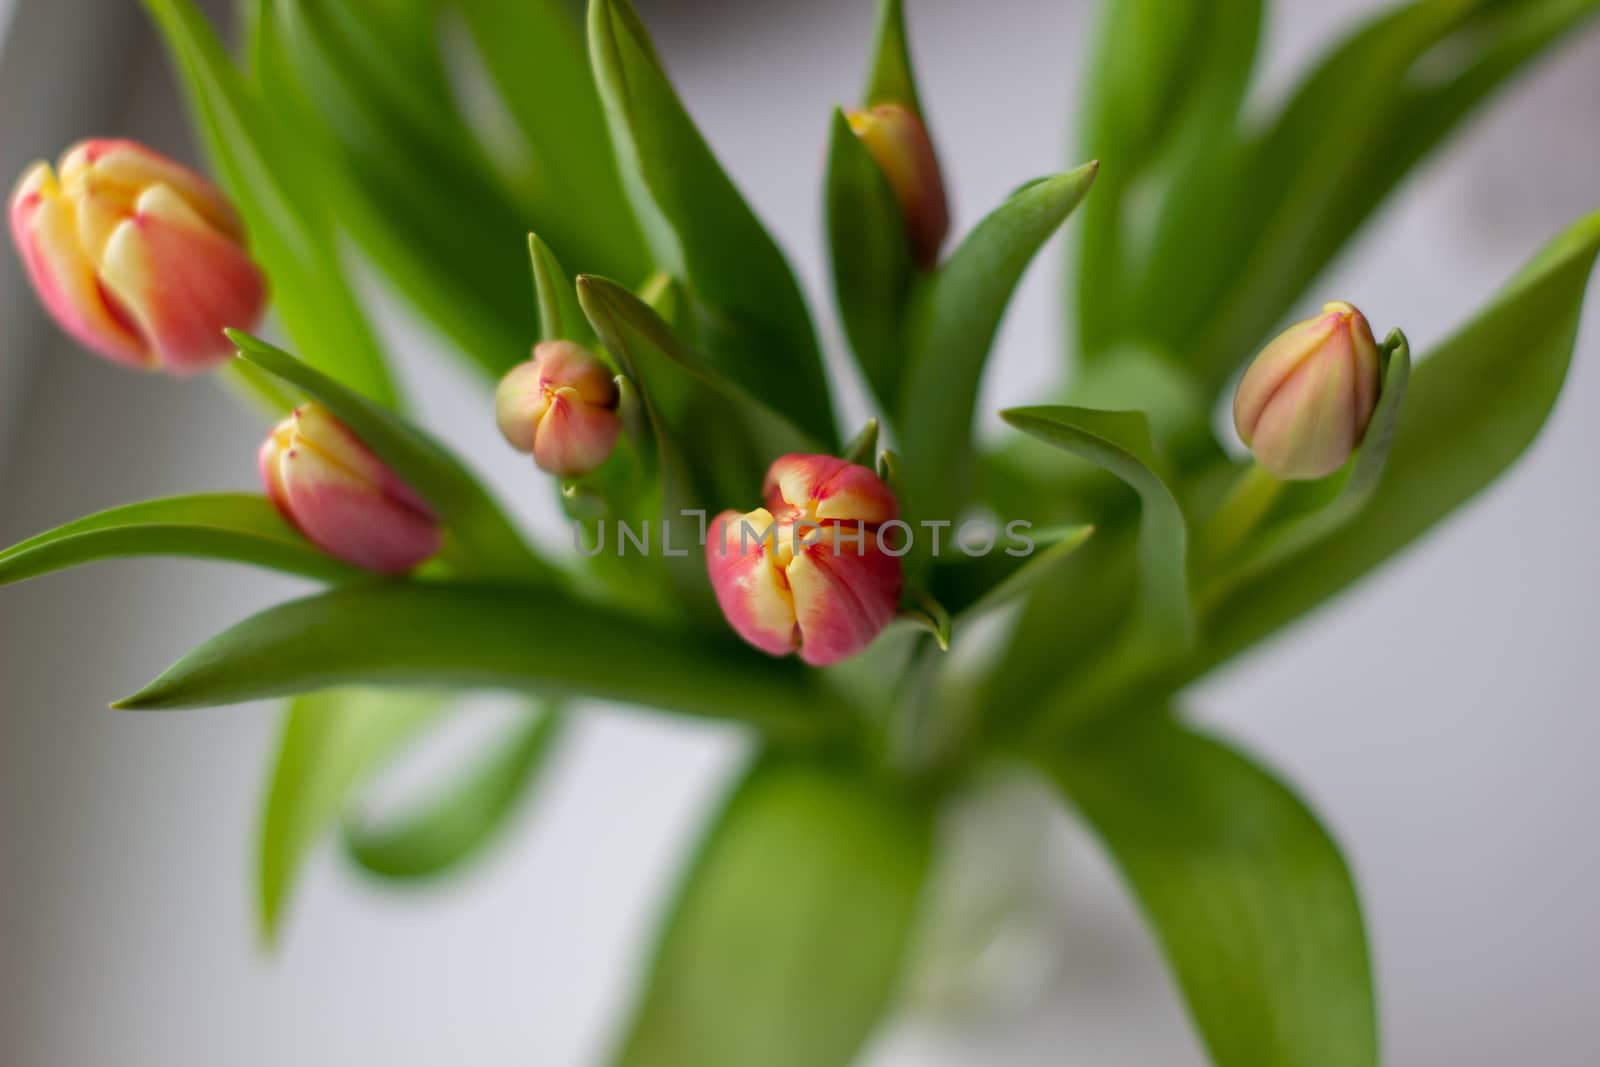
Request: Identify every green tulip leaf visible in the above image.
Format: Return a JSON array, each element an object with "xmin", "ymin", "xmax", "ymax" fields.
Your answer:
[
  {"xmin": 114, "ymin": 581, "xmax": 837, "ymax": 743},
  {"xmin": 267, "ymin": 0, "xmax": 544, "ymax": 377},
  {"xmin": 0, "ymin": 494, "xmax": 355, "ymax": 586},
  {"xmin": 259, "ymin": 688, "xmax": 447, "ymax": 943},
  {"xmin": 530, "ymin": 233, "xmax": 595, "ymax": 346},
  {"xmin": 1002, "ymin": 406, "xmax": 1192, "ymax": 650},
  {"xmin": 610, "ymin": 760, "xmax": 932, "ymax": 1067},
  {"xmin": 144, "ymin": 0, "xmax": 397, "ymax": 407},
  {"xmin": 897, "ymin": 592, "xmax": 952, "ymax": 653},
  {"xmin": 228, "ymin": 331, "xmax": 544, "ymax": 580},
  {"xmin": 588, "ymin": 0, "xmax": 836, "ymax": 448},
  {"xmin": 842, "ymin": 419, "xmax": 881, "ymax": 468},
  {"xmin": 343, "ymin": 705, "xmax": 563, "ymax": 879},
  {"xmin": 575, "ymin": 276, "xmax": 724, "ymax": 612},
  {"xmin": 1199, "ymin": 209, "xmax": 1600, "ymax": 671},
  {"xmin": 577, "ymin": 276, "xmax": 819, "ymax": 453},
  {"xmin": 863, "ymin": 0, "xmax": 924, "ymax": 114},
  {"xmin": 826, "ymin": 108, "xmax": 916, "ymax": 408},
  {"xmin": 1043, "ymin": 711, "xmax": 1376, "ymax": 1067},
  {"xmin": 1074, "ymin": 0, "xmax": 1262, "ymax": 357},
  {"xmin": 457, "ymin": 0, "xmax": 649, "ymax": 281},
  {"xmin": 1139, "ymin": 0, "xmax": 1600, "ymax": 382},
  {"xmin": 929, "ymin": 524, "xmax": 1096, "ymax": 632},
  {"xmin": 897, "ymin": 164, "xmax": 1099, "ymax": 524}
]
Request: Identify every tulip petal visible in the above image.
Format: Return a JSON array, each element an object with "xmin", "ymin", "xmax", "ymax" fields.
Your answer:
[
  {"xmin": 786, "ymin": 536, "xmax": 902, "ymax": 667},
  {"xmin": 9, "ymin": 163, "xmax": 151, "ymax": 369},
  {"xmin": 763, "ymin": 454, "xmax": 897, "ymax": 522},
  {"xmin": 278, "ymin": 443, "xmax": 440, "ymax": 574},
  {"xmin": 706, "ymin": 508, "xmax": 798, "ymax": 658},
  {"xmin": 494, "ymin": 360, "xmax": 552, "ymax": 454},
  {"xmin": 532, "ymin": 390, "xmax": 622, "ymax": 478},
  {"xmin": 258, "ymin": 423, "xmax": 293, "ymax": 516},
  {"xmin": 95, "ymin": 182, "xmax": 266, "ymax": 374},
  {"xmin": 290, "ymin": 404, "xmax": 435, "ymax": 519},
  {"xmin": 1252, "ymin": 345, "xmax": 1356, "ymax": 481},
  {"xmin": 1232, "ymin": 313, "xmax": 1338, "ymax": 444},
  {"xmin": 62, "ymin": 139, "xmax": 246, "ymax": 242},
  {"xmin": 537, "ymin": 340, "xmax": 619, "ymax": 407},
  {"xmin": 848, "ymin": 104, "xmax": 949, "ymax": 267}
]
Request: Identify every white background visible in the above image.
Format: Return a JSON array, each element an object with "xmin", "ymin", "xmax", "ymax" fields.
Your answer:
[{"xmin": 2, "ymin": 1, "xmax": 1598, "ymax": 1064}]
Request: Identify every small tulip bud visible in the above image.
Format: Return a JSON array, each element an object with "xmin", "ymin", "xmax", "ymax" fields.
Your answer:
[
  {"xmin": 846, "ymin": 104, "xmax": 949, "ymax": 268},
  {"xmin": 495, "ymin": 340, "xmax": 622, "ymax": 478},
  {"xmin": 8, "ymin": 139, "xmax": 266, "ymax": 374},
  {"xmin": 259, "ymin": 404, "xmax": 441, "ymax": 574},
  {"xmin": 1233, "ymin": 301, "xmax": 1382, "ymax": 481},
  {"xmin": 707, "ymin": 454, "xmax": 903, "ymax": 668}
]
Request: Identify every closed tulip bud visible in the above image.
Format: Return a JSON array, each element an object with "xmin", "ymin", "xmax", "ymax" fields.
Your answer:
[
  {"xmin": 495, "ymin": 340, "xmax": 622, "ymax": 478},
  {"xmin": 8, "ymin": 139, "xmax": 266, "ymax": 374},
  {"xmin": 707, "ymin": 454, "xmax": 903, "ymax": 667},
  {"xmin": 847, "ymin": 103, "xmax": 949, "ymax": 268},
  {"xmin": 259, "ymin": 404, "xmax": 441, "ymax": 574},
  {"xmin": 1233, "ymin": 301, "xmax": 1382, "ymax": 481}
]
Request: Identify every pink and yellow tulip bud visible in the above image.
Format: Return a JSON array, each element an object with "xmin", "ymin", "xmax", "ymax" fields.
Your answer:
[
  {"xmin": 707, "ymin": 454, "xmax": 903, "ymax": 668},
  {"xmin": 1233, "ymin": 301, "xmax": 1382, "ymax": 481},
  {"xmin": 259, "ymin": 404, "xmax": 441, "ymax": 574},
  {"xmin": 495, "ymin": 340, "xmax": 622, "ymax": 478},
  {"xmin": 847, "ymin": 104, "xmax": 949, "ymax": 268},
  {"xmin": 8, "ymin": 139, "xmax": 266, "ymax": 374}
]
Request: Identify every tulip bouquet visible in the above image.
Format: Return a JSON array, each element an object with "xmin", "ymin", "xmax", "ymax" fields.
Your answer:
[{"xmin": 4, "ymin": 0, "xmax": 1598, "ymax": 1063}]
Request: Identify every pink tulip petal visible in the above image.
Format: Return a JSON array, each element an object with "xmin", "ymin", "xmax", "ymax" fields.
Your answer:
[
  {"xmin": 280, "ymin": 448, "xmax": 441, "ymax": 573},
  {"xmin": 258, "ymin": 422, "xmax": 294, "ymax": 518},
  {"xmin": 9, "ymin": 163, "xmax": 151, "ymax": 368},
  {"xmin": 95, "ymin": 183, "xmax": 265, "ymax": 374},
  {"xmin": 290, "ymin": 404, "xmax": 435, "ymax": 518},
  {"xmin": 705, "ymin": 508, "xmax": 798, "ymax": 657},
  {"xmin": 848, "ymin": 105, "xmax": 949, "ymax": 267},
  {"xmin": 763, "ymin": 454, "xmax": 897, "ymax": 522},
  {"xmin": 62, "ymin": 139, "xmax": 245, "ymax": 242},
  {"xmin": 1232, "ymin": 313, "xmax": 1338, "ymax": 444},
  {"xmin": 786, "ymin": 536, "xmax": 902, "ymax": 667},
  {"xmin": 535, "ymin": 340, "xmax": 618, "ymax": 407},
  {"xmin": 532, "ymin": 390, "xmax": 622, "ymax": 477},
  {"xmin": 494, "ymin": 360, "xmax": 551, "ymax": 454}
]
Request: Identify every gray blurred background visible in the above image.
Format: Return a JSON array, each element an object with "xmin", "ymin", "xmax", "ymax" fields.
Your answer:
[{"xmin": 2, "ymin": 1, "xmax": 1597, "ymax": 1064}]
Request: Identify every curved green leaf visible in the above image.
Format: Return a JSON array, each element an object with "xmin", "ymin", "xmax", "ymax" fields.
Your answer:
[
  {"xmin": 1002, "ymin": 407, "xmax": 1191, "ymax": 649},
  {"xmin": 259, "ymin": 688, "xmax": 447, "ymax": 943},
  {"xmin": 1140, "ymin": 0, "xmax": 1600, "ymax": 382},
  {"xmin": 897, "ymin": 164, "xmax": 1098, "ymax": 524},
  {"xmin": 0, "ymin": 494, "xmax": 354, "ymax": 586},
  {"xmin": 1043, "ymin": 712, "xmax": 1376, "ymax": 1067},
  {"xmin": 1075, "ymin": 0, "xmax": 1262, "ymax": 357},
  {"xmin": 842, "ymin": 419, "xmax": 880, "ymax": 469},
  {"xmin": 929, "ymin": 524, "xmax": 1096, "ymax": 633},
  {"xmin": 588, "ymin": 0, "xmax": 836, "ymax": 447},
  {"xmin": 115, "ymin": 581, "xmax": 838, "ymax": 742},
  {"xmin": 578, "ymin": 275, "xmax": 818, "ymax": 452},
  {"xmin": 863, "ymin": 0, "xmax": 924, "ymax": 113},
  {"xmin": 268, "ymin": 0, "xmax": 541, "ymax": 376},
  {"xmin": 610, "ymin": 760, "xmax": 932, "ymax": 1067},
  {"xmin": 343, "ymin": 706, "xmax": 562, "ymax": 879},
  {"xmin": 826, "ymin": 109, "xmax": 916, "ymax": 409},
  {"xmin": 457, "ymin": 0, "xmax": 649, "ymax": 280},
  {"xmin": 229, "ymin": 332, "xmax": 544, "ymax": 580},
  {"xmin": 144, "ymin": 0, "xmax": 396, "ymax": 406},
  {"xmin": 1199, "ymin": 209, "xmax": 1600, "ymax": 671},
  {"xmin": 531, "ymin": 233, "xmax": 595, "ymax": 346}
]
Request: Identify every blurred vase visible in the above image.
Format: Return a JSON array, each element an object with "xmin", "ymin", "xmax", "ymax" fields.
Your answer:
[{"xmin": 899, "ymin": 772, "xmax": 1072, "ymax": 1021}]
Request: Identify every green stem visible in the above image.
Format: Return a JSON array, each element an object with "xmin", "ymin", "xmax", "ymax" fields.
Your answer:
[{"xmin": 1197, "ymin": 462, "xmax": 1284, "ymax": 569}]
